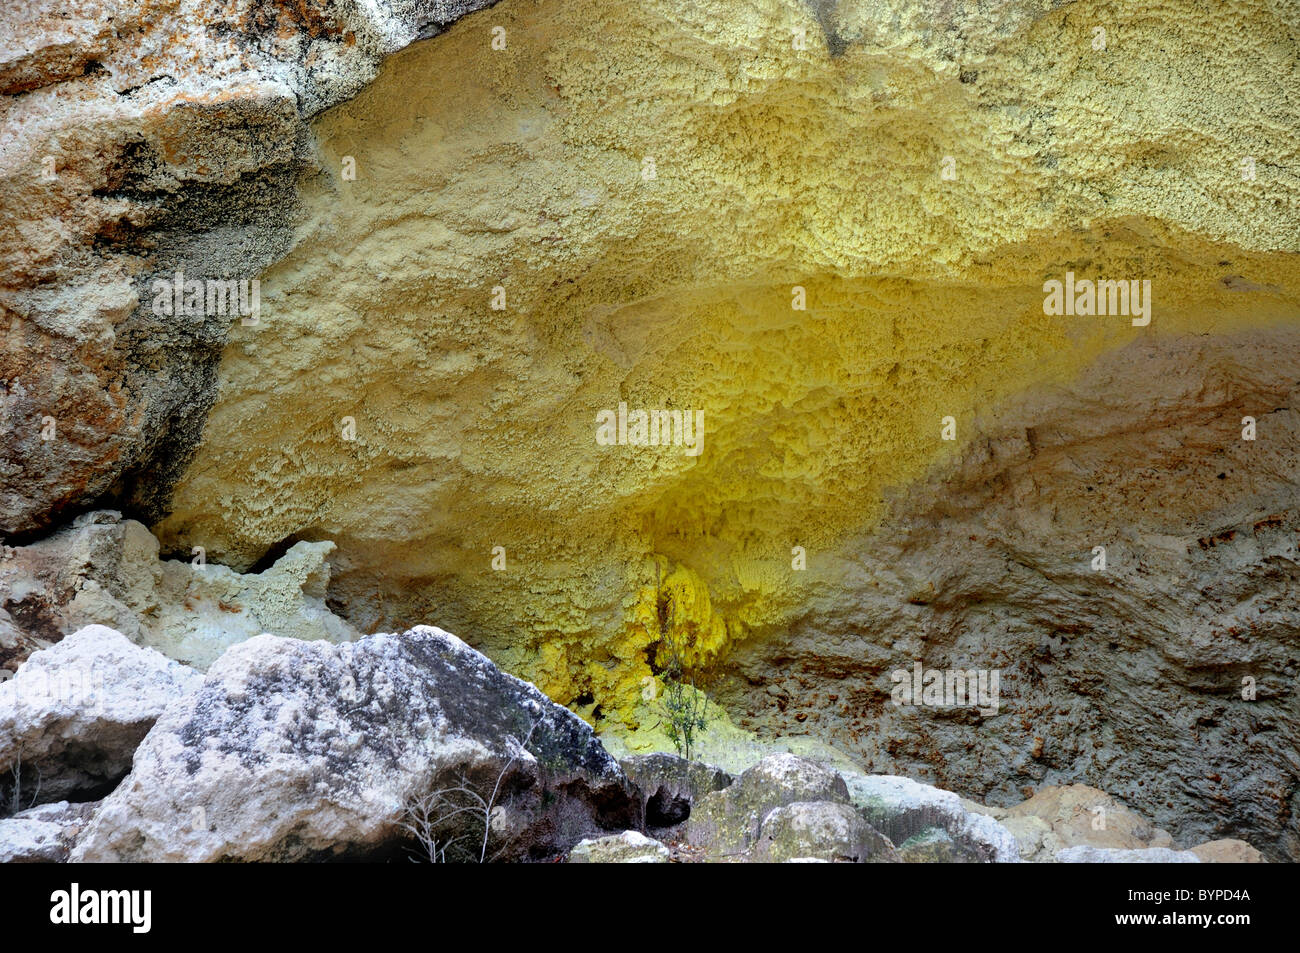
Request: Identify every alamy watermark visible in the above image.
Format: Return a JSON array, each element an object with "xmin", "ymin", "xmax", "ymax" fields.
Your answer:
[
  {"xmin": 595, "ymin": 401, "xmax": 703, "ymax": 456},
  {"xmin": 150, "ymin": 271, "xmax": 260, "ymax": 325},
  {"xmin": 4, "ymin": 663, "xmax": 107, "ymax": 716},
  {"xmin": 891, "ymin": 662, "xmax": 1000, "ymax": 716},
  {"xmin": 50, "ymin": 884, "xmax": 151, "ymax": 933},
  {"xmin": 1043, "ymin": 271, "xmax": 1151, "ymax": 327}
]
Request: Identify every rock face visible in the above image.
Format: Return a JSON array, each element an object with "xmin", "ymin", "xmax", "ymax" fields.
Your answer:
[
  {"xmin": 72, "ymin": 626, "xmax": 640, "ymax": 862},
  {"xmin": 0, "ymin": 0, "xmax": 502, "ymax": 536},
  {"xmin": 98, "ymin": 0, "xmax": 1292, "ymax": 859},
  {"xmin": 4, "ymin": 0, "xmax": 1299, "ymax": 866},
  {"xmin": 0, "ymin": 625, "xmax": 202, "ymax": 808},
  {"xmin": 0, "ymin": 510, "xmax": 358, "ymax": 672},
  {"xmin": 721, "ymin": 329, "xmax": 1300, "ymax": 861},
  {"xmin": 135, "ymin": 0, "xmax": 1299, "ymax": 709},
  {"xmin": 978, "ymin": 785, "xmax": 1177, "ymax": 863},
  {"xmin": 620, "ymin": 752, "xmax": 732, "ymax": 834}
]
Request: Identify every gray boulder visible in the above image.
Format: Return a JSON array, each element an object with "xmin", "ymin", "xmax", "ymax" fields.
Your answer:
[
  {"xmin": 750, "ymin": 801, "xmax": 898, "ymax": 863},
  {"xmin": 687, "ymin": 754, "xmax": 851, "ymax": 857},
  {"xmin": 844, "ymin": 772, "xmax": 1020, "ymax": 862},
  {"xmin": 73, "ymin": 626, "xmax": 640, "ymax": 862}
]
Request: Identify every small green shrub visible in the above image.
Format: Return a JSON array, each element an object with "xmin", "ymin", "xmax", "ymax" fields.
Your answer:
[{"xmin": 657, "ymin": 629, "xmax": 710, "ymax": 762}]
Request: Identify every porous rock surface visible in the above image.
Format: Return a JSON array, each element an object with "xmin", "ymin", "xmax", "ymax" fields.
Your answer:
[
  {"xmin": 72, "ymin": 626, "xmax": 640, "ymax": 862},
  {"xmin": 0, "ymin": 510, "xmax": 358, "ymax": 672},
  {"xmin": 0, "ymin": 0, "xmax": 502, "ymax": 535},
  {"xmin": 0, "ymin": 624, "xmax": 202, "ymax": 806},
  {"xmin": 719, "ymin": 329, "xmax": 1300, "ymax": 860},
  {"xmin": 3, "ymin": 0, "xmax": 1298, "ymax": 864},
  {"xmin": 620, "ymin": 751, "xmax": 732, "ymax": 833},
  {"xmin": 135, "ymin": 0, "xmax": 1298, "ymax": 700},
  {"xmin": 122, "ymin": 0, "xmax": 1297, "ymax": 858}
]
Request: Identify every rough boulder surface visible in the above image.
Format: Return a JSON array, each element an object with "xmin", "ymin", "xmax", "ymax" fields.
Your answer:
[
  {"xmin": 0, "ymin": 625, "xmax": 203, "ymax": 807},
  {"xmin": 844, "ymin": 772, "xmax": 1020, "ymax": 863},
  {"xmin": 72, "ymin": 627, "xmax": 640, "ymax": 862},
  {"xmin": 974, "ymin": 784, "xmax": 1178, "ymax": 863},
  {"xmin": 567, "ymin": 830, "xmax": 671, "ymax": 864},
  {"xmin": 620, "ymin": 752, "xmax": 733, "ymax": 833},
  {"xmin": 749, "ymin": 801, "xmax": 899, "ymax": 864},
  {"xmin": 688, "ymin": 754, "xmax": 858, "ymax": 859},
  {"xmin": 0, "ymin": 511, "xmax": 358, "ymax": 673},
  {"xmin": 0, "ymin": 801, "xmax": 98, "ymax": 863}
]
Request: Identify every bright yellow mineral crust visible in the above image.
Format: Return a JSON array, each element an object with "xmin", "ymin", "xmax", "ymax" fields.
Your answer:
[{"xmin": 156, "ymin": 0, "xmax": 1300, "ymax": 725}]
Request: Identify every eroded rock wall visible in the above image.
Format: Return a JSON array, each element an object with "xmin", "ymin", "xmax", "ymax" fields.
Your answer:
[
  {"xmin": 154, "ymin": 0, "xmax": 1298, "ymax": 713},
  {"xmin": 714, "ymin": 327, "xmax": 1300, "ymax": 858},
  {"xmin": 0, "ymin": 0, "xmax": 500, "ymax": 535},
  {"xmin": 0, "ymin": 510, "xmax": 358, "ymax": 673},
  {"xmin": 3, "ymin": 0, "xmax": 1299, "ymax": 858}
]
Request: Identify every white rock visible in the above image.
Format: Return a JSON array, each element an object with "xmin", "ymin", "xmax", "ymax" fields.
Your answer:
[
  {"xmin": 0, "ymin": 816, "xmax": 66, "ymax": 863},
  {"xmin": 568, "ymin": 831, "xmax": 670, "ymax": 863},
  {"xmin": 0, "ymin": 512, "xmax": 361, "ymax": 672},
  {"xmin": 0, "ymin": 625, "xmax": 203, "ymax": 804},
  {"xmin": 73, "ymin": 627, "xmax": 639, "ymax": 862}
]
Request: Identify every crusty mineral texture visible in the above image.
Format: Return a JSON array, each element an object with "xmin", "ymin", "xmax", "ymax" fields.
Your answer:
[
  {"xmin": 141, "ymin": 0, "xmax": 1299, "ymax": 856},
  {"xmin": 3, "ymin": 0, "xmax": 1299, "ymax": 861},
  {"xmin": 0, "ymin": 509, "xmax": 358, "ymax": 672},
  {"xmin": 0, "ymin": 0, "xmax": 500, "ymax": 535},
  {"xmin": 146, "ymin": 0, "xmax": 1300, "ymax": 715},
  {"xmin": 714, "ymin": 328, "xmax": 1300, "ymax": 859}
]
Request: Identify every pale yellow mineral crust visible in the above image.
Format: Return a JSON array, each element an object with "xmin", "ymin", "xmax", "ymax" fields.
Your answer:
[{"xmin": 156, "ymin": 0, "xmax": 1300, "ymax": 722}]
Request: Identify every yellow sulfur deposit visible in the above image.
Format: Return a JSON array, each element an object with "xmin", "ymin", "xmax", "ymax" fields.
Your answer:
[{"xmin": 156, "ymin": 0, "xmax": 1300, "ymax": 724}]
